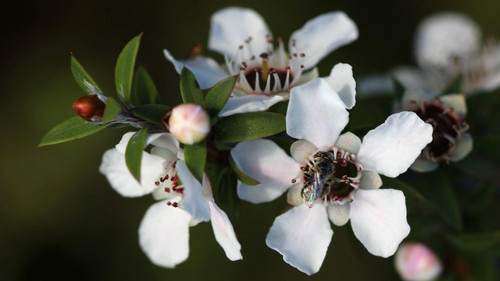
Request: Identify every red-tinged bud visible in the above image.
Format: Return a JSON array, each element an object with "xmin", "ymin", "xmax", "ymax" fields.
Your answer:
[
  {"xmin": 72, "ymin": 95, "xmax": 106, "ymax": 121},
  {"xmin": 165, "ymin": 103, "xmax": 210, "ymax": 145}
]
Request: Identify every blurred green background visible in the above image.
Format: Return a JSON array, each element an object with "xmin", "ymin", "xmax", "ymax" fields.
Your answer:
[{"xmin": 2, "ymin": 0, "xmax": 499, "ymax": 280}]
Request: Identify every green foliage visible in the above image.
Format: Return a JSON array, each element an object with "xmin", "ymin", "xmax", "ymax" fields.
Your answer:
[
  {"xmin": 184, "ymin": 140, "xmax": 206, "ymax": 182},
  {"xmin": 133, "ymin": 66, "xmax": 161, "ymax": 105},
  {"xmin": 204, "ymin": 76, "xmax": 237, "ymax": 117},
  {"xmin": 132, "ymin": 104, "xmax": 170, "ymax": 125},
  {"xmin": 229, "ymin": 156, "xmax": 260, "ymax": 185},
  {"xmin": 451, "ymin": 232, "xmax": 500, "ymax": 256},
  {"xmin": 214, "ymin": 112, "xmax": 286, "ymax": 143},
  {"xmin": 180, "ymin": 68, "xmax": 204, "ymax": 105},
  {"xmin": 115, "ymin": 33, "xmax": 142, "ymax": 104},
  {"xmin": 70, "ymin": 54, "xmax": 103, "ymax": 95},
  {"xmin": 101, "ymin": 97, "xmax": 121, "ymax": 122},
  {"xmin": 125, "ymin": 128, "xmax": 147, "ymax": 182},
  {"xmin": 39, "ymin": 116, "xmax": 105, "ymax": 147}
]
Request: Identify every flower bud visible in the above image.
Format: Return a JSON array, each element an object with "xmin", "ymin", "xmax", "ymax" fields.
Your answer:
[
  {"xmin": 72, "ymin": 94, "xmax": 106, "ymax": 122},
  {"xmin": 395, "ymin": 242, "xmax": 442, "ymax": 281},
  {"xmin": 167, "ymin": 103, "xmax": 210, "ymax": 145}
]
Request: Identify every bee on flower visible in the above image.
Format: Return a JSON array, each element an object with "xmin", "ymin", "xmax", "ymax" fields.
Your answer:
[{"xmin": 231, "ymin": 78, "xmax": 433, "ymax": 275}]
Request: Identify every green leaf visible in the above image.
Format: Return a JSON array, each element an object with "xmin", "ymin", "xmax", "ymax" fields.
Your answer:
[
  {"xmin": 229, "ymin": 156, "xmax": 260, "ymax": 185},
  {"xmin": 115, "ymin": 33, "xmax": 142, "ymax": 104},
  {"xmin": 180, "ymin": 67, "xmax": 204, "ymax": 105},
  {"xmin": 204, "ymin": 75, "xmax": 237, "ymax": 116},
  {"xmin": 184, "ymin": 140, "xmax": 206, "ymax": 182},
  {"xmin": 101, "ymin": 97, "xmax": 121, "ymax": 122},
  {"xmin": 455, "ymin": 152, "xmax": 500, "ymax": 185},
  {"xmin": 132, "ymin": 104, "xmax": 170, "ymax": 125},
  {"xmin": 70, "ymin": 54, "xmax": 103, "ymax": 95},
  {"xmin": 39, "ymin": 116, "xmax": 105, "ymax": 147},
  {"xmin": 214, "ymin": 112, "xmax": 286, "ymax": 143},
  {"xmin": 133, "ymin": 66, "xmax": 161, "ymax": 105},
  {"xmin": 420, "ymin": 171, "xmax": 463, "ymax": 230},
  {"xmin": 125, "ymin": 128, "xmax": 147, "ymax": 182},
  {"xmin": 451, "ymin": 232, "xmax": 500, "ymax": 256}
]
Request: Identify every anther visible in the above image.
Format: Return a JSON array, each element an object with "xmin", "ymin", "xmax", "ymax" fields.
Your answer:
[
  {"xmin": 291, "ymin": 179, "xmax": 297, "ymax": 183},
  {"xmin": 300, "ymin": 53, "xmax": 305, "ymax": 57}
]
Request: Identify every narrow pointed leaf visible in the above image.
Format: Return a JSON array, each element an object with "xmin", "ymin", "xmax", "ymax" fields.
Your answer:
[
  {"xmin": 39, "ymin": 116, "xmax": 105, "ymax": 147},
  {"xmin": 133, "ymin": 66, "xmax": 161, "ymax": 105},
  {"xmin": 115, "ymin": 33, "xmax": 142, "ymax": 104},
  {"xmin": 101, "ymin": 97, "xmax": 121, "ymax": 122},
  {"xmin": 180, "ymin": 67, "xmax": 204, "ymax": 105},
  {"xmin": 229, "ymin": 156, "xmax": 260, "ymax": 186},
  {"xmin": 125, "ymin": 128, "xmax": 147, "ymax": 182},
  {"xmin": 184, "ymin": 140, "xmax": 206, "ymax": 182},
  {"xmin": 204, "ymin": 75, "xmax": 237, "ymax": 116},
  {"xmin": 70, "ymin": 55, "xmax": 102, "ymax": 95},
  {"xmin": 132, "ymin": 104, "xmax": 170, "ymax": 125},
  {"xmin": 214, "ymin": 112, "xmax": 286, "ymax": 143},
  {"xmin": 451, "ymin": 232, "xmax": 500, "ymax": 256}
]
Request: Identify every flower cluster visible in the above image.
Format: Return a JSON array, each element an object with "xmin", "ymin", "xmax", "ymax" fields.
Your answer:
[{"xmin": 39, "ymin": 6, "xmax": 500, "ymax": 280}]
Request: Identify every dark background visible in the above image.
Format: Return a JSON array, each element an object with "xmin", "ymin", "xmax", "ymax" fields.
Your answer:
[{"xmin": 1, "ymin": 0, "xmax": 499, "ymax": 280}]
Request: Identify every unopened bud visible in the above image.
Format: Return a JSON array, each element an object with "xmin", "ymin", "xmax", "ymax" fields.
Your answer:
[
  {"xmin": 72, "ymin": 95, "xmax": 106, "ymax": 122},
  {"xmin": 395, "ymin": 243, "xmax": 442, "ymax": 281},
  {"xmin": 167, "ymin": 103, "xmax": 210, "ymax": 145}
]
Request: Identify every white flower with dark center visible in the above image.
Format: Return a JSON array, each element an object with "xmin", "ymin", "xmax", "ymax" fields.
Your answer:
[
  {"xmin": 164, "ymin": 7, "xmax": 358, "ymax": 116},
  {"xmin": 231, "ymin": 78, "xmax": 433, "ymax": 275},
  {"xmin": 99, "ymin": 132, "xmax": 242, "ymax": 267},
  {"xmin": 399, "ymin": 90, "xmax": 473, "ymax": 172}
]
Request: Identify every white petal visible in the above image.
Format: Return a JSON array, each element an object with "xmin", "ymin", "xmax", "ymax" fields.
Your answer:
[
  {"xmin": 357, "ymin": 73, "xmax": 394, "ymax": 97},
  {"xmin": 360, "ymin": 170, "xmax": 383, "ymax": 190},
  {"xmin": 175, "ymin": 161, "xmax": 211, "ymax": 222},
  {"xmin": 99, "ymin": 148, "xmax": 165, "ymax": 197},
  {"xmin": 209, "ymin": 201, "xmax": 242, "ymax": 261},
  {"xmin": 335, "ymin": 132, "xmax": 361, "ymax": 154},
  {"xmin": 392, "ymin": 66, "xmax": 432, "ymax": 92},
  {"xmin": 231, "ymin": 139, "xmax": 300, "ymax": 203},
  {"xmin": 415, "ymin": 12, "xmax": 481, "ymax": 69},
  {"xmin": 410, "ymin": 158, "xmax": 439, "ymax": 173},
  {"xmin": 218, "ymin": 95, "xmax": 286, "ymax": 117},
  {"xmin": 324, "ymin": 63, "xmax": 356, "ymax": 109},
  {"xmin": 290, "ymin": 139, "xmax": 317, "ymax": 165},
  {"xmin": 450, "ymin": 133, "xmax": 473, "ymax": 162},
  {"xmin": 138, "ymin": 201, "xmax": 191, "ymax": 268},
  {"xmin": 164, "ymin": 49, "xmax": 228, "ymax": 89},
  {"xmin": 266, "ymin": 204, "xmax": 333, "ymax": 275},
  {"xmin": 208, "ymin": 7, "xmax": 271, "ymax": 59},
  {"xmin": 327, "ymin": 204, "xmax": 350, "ymax": 226},
  {"xmin": 148, "ymin": 133, "xmax": 180, "ymax": 155},
  {"xmin": 440, "ymin": 94, "xmax": 467, "ymax": 119},
  {"xmin": 287, "ymin": 78, "xmax": 349, "ymax": 150},
  {"xmin": 350, "ymin": 189, "xmax": 410, "ymax": 257},
  {"xmin": 358, "ymin": 112, "xmax": 433, "ymax": 177},
  {"xmin": 287, "ymin": 184, "xmax": 304, "ymax": 206},
  {"xmin": 289, "ymin": 12, "xmax": 358, "ymax": 68},
  {"xmin": 296, "ymin": 67, "xmax": 319, "ymax": 85}
]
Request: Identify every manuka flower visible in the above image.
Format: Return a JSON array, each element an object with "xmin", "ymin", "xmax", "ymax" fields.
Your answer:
[
  {"xmin": 395, "ymin": 242, "xmax": 443, "ymax": 281},
  {"xmin": 230, "ymin": 78, "xmax": 433, "ymax": 275},
  {"xmin": 361, "ymin": 12, "xmax": 500, "ymax": 96},
  {"xmin": 399, "ymin": 90, "xmax": 473, "ymax": 172},
  {"xmin": 164, "ymin": 7, "xmax": 358, "ymax": 116},
  {"xmin": 99, "ymin": 132, "xmax": 242, "ymax": 267}
]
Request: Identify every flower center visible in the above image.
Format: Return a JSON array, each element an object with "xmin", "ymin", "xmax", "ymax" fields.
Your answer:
[
  {"xmin": 153, "ymin": 161, "xmax": 184, "ymax": 207},
  {"xmin": 300, "ymin": 149, "xmax": 362, "ymax": 207},
  {"xmin": 226, "ymin": 36, "xmax": 307, "ymax": 95},
  {"xmin": 411, "ymin": 98, "xmax": 468, "ymax": 162}
]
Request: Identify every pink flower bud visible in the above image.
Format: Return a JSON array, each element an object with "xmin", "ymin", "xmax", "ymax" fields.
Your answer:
[
  {"xmin": 72, "ymin": 95, "xmax": 106, "ymax": 121},
  {"xmin": 395, "ymin": 243, "xmax": 442, "ymax": 281},
  {"xmin": 168, "ymin": 103, "xmax": 210, "ymax": 145}
]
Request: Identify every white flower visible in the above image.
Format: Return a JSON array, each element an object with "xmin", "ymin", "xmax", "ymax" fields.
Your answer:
[
  {"xmin": 164, "ymin": 7, "xmax": 358, "ymax": 116},
  {"xmin": 99, "ymin": 132, "xmax": 242, "ymax": 267},
  {"xmin": 400, "ymin": 91, "xmax": 473, "ymax": 172},
  {"xmin": 359, "ymin": 12, "xmax": 500, "ymax": 96},
  {"xmin": 395, "ymin": 242, "xmax": 443, "ymax": 281},
  {"xmin": 168, "ymin": 103, "xmax": 210, "ymax": 145},
  {"xmin": 231, "ymin": 78, "xmax": 433, "ymax": 275}
]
